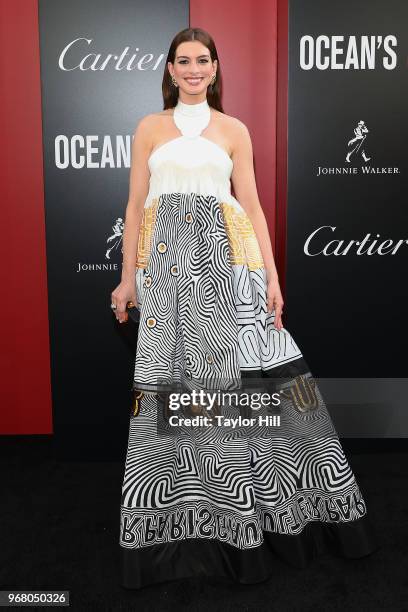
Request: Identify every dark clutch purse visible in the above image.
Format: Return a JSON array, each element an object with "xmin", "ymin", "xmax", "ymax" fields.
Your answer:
[{"xmin": 125, "ymin": 300, "xmax": 140, "ymax": 324}]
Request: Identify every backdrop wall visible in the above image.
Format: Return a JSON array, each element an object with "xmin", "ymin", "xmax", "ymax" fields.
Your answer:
[{"xmin": 2, "ymin": 0, "xmax": 405, "ymax": 445}]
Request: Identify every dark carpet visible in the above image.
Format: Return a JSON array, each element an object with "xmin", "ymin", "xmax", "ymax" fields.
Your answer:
[{"xmin": 0, "ymin": 436, "xmax": 407, "ymax": 612}]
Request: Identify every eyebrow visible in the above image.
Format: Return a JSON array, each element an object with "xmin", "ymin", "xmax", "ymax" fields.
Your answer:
[{"xmin": 176, "ymin": 54, "xmax": 210, "ymax": 59}]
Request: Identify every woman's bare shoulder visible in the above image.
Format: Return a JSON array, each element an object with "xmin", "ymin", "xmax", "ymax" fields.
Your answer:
[
  {"xmin": 213, "ymin": 109, "xmax": 249, "ymax": 135},
  {"xmin": 212, "ymin": 110, "xmax": 251, "ymax": 156},
  {"xmin": 134, "ymin": 109, "xmax": 173, "ymax": 132}
]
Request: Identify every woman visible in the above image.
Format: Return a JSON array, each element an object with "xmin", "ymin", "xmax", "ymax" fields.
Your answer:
[{"xmin": 111, "ymin": 27, "xmax": 378, "ymax": 589}]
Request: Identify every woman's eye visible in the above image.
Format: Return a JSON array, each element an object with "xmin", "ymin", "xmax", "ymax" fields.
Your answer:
[{"xmin": 178, "ymin": 59, "xmax": 209, "ymax": 64}]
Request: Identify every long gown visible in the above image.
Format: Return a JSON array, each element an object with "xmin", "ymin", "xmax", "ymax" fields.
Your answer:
[{"xmin": 119, "ymin": 98, "xmax": 378, "ymax": 589}]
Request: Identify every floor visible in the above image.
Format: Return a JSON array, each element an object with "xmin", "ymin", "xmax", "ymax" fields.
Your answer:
[{"xmin": 0, "ymin": 436, "xmax": 406, "ymax": 611}]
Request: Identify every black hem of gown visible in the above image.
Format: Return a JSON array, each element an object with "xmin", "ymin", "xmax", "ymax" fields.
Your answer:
[{"xmin": 121, "ymin": 513, "xmax": 379, "ymax": 590}]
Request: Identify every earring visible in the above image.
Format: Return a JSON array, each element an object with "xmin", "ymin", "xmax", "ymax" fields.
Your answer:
[
  {"xmin": 171, "ymin": 75, "xmax": 178, "ymax": 87},
  {"xmin": 209, "ymin": 73, "xmax": 216, "ymax": 88}
]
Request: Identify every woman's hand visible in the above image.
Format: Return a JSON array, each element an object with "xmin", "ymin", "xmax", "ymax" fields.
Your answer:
[
  {"xmin": 111, "ymin": 278, "xmax": 138, "ymax": 324},
  {"xmin": 266, "ymin": 276, "xmax": 284, "ymax": 330}
]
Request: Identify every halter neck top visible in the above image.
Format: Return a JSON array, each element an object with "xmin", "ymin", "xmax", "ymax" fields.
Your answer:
[{"xmin": 173, "ymin": 98, "xmax": 211, "ymax": 137}]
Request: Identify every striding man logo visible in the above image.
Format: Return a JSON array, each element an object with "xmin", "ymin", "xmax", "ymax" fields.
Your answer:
[
  {"xmin": 346, "ymin": 120, "xmax": 371, "ymax": 163},
  {"xmin": 280, "ymin": 374, "xmax": 319, "ymax": 413},
  {"xmin": 105, "ymin": 217, "xmax": 124, "ymax": 259}
]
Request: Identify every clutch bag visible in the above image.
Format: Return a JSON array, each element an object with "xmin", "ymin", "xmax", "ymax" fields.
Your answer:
[{"xmin": 125, "ymin": 300, "xmax": 140, "ymax": 324}]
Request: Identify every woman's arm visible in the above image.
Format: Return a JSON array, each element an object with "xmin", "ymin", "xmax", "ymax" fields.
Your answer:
[
  {"xmin": 230, "ymin": 119, "xmax": 284, "ymax": 329},
  {"xmin": 121, "ymin": 115, "xmax": 153, "ymax": 282},
  {"xmin": 230, "ymin": 120, "xmax": 279, "ymax": 283},
  {"xmin": 111, "ymin": 114, "xmax": 153, "ymax": 322}
]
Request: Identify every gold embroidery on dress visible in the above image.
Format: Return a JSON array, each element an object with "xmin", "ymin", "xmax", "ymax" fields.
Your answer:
[
  {"xmin": 135, "ymin": 199, "xmax": 159, "ymax": 269},
  {"xmin": 132, "ymin": 391, "xmax": 144, "ymax": 417},
  {"xmin": 220, "ymin": 203, "xmax": 264, "ymax": 271},
  {"xmin": 280, "ymin": 375, "xmax": 319, "ymax": 413}
]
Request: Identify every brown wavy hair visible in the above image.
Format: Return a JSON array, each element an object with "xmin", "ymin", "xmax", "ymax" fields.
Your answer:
[{"xmin": 162, "ymin": 28, "xmax": 224, "ymax": 113}]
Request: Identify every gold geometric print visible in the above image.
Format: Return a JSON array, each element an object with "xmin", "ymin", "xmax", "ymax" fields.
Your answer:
[
  {"xmin": 280, "ymin": 375, "xmax": 319, "ymax": 413},
  {"xmin": 220, "ymin": 202, "xmax": 264, "ymax": 271},
  {"xmin": 135, "ymin": 199, "xmax": 159, "ymax": 269}
]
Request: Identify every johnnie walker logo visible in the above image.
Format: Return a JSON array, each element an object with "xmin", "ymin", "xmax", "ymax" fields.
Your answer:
[
  {"xmin": 316, "ymin": 120, "xmax": 400, "ymax": 176},
  {"xmin": 75, "ymin": 217, "xmax": 123, "ymax": 273},
  {"xmin": 105, "ymin": 217, "xmax": 124, "ymax": 260}
]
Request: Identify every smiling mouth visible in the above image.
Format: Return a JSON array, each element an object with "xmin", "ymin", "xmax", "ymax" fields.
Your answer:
[{"xmin": 184, "ymin": 77, "xmax": 204, "ymax": 84}]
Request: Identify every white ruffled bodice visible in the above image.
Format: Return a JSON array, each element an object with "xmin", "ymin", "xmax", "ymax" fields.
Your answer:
[{"xmin": 144, "ymin": 99, "xmax": 243, "ymax": 211}]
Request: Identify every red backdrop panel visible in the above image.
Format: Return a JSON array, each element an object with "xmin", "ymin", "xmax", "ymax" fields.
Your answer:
[
  {"xmin": 190, "ymin": 0, "xmax": 284, "ymax": 272},
  {"xmin": 0, "ymin": 0, "xmax": 52, "ymax": 434}
]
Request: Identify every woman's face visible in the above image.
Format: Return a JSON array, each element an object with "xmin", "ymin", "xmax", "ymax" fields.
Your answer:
[{"xmin": 168, "ymin": 41, "xmax": 217, "ymax": 97}]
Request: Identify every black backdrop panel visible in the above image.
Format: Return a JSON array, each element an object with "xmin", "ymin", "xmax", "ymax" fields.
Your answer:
[
  {"xmin": 286, "ymin": 0, "xmax": 408, "ymax": 380},
  {"xmin": 38, "ymin": 0, "xmax": 188, "ymax": 457}
]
